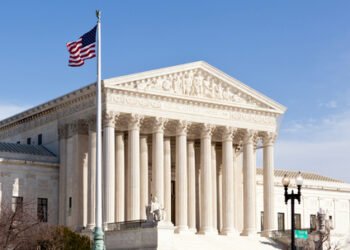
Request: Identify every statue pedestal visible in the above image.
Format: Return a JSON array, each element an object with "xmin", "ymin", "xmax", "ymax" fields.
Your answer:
[{"xmin": 157, "ymin": 221, "xmax": 175, "ymax": 250}]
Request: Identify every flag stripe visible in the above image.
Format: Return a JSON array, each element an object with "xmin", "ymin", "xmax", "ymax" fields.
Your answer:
[{"xmin": 66, "ymin": 26, "xmax": 97, "ymax": 67}]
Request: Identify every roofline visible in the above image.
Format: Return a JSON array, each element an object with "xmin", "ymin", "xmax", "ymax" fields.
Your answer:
[{"xmin": 0, "ymin": 83, "xmax": 96, "ymax": 128}]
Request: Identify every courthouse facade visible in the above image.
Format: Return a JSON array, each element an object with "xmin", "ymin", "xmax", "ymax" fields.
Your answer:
[{"xmin": 2, "ymin": 61, "xmax": 340, "ymax": 240}]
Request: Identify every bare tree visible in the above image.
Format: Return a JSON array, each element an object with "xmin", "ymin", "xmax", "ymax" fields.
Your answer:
[{"xmin": 0, "ymin": 200, "xmax": 42, "ymax": 249}]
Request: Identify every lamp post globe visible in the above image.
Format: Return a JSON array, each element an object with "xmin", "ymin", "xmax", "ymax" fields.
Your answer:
[
  {"xmin": 282, "ymin": 174, "xmax": 290, "ymax": 187},
  {"xmin": 296, "ymin": 171, "xmax": 304, "ymax": 187}
]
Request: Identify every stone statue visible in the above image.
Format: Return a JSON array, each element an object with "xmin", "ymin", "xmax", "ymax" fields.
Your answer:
[{"xmin": 146, "ymin": 196, "xmax": 165, "ymax": 222}]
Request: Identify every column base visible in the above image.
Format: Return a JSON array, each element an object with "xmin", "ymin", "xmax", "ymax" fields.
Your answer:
[
  {"xmin": 157, "ymin": 220, "xmax": 175, "ymax": 229},
  {"xmin": 261, "ymin": 229, "xmax": 274, "ymax": 237},
  {"xmin": 188, "ymin": 227, "xmax": 197, "ymax": 234},
  {"xmin": 220, "ymin": 228, "xmax": 238, "ymax": 237},
  {"xmin": 174, "ymin": 225, "xmax": 189, "ymax": 234},
  {"xmin": 198, "ymin": 227, "xmax": 218, "ymax": 235},
  {"xmin": 240, "ymin": 229, "xmax": 257, "ymax": 237}
]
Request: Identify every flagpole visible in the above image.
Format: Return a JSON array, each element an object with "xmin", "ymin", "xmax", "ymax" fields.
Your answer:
[{"xmin": 94, "ymin": 10, "xmax": 105, "ymax": 250}]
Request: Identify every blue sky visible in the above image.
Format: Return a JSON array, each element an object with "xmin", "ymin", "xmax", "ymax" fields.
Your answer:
[{"xmin": 1, "ymin": 1, "xmax": 350, "ymax": 182}]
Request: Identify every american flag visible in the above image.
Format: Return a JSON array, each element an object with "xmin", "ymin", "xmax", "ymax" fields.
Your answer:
[{"xmin": 66, "ymin": 26, "xmax": 97, "ymax": 67}]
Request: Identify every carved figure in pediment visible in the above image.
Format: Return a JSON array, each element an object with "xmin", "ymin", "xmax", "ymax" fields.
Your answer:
[
  {"xmin": 184, "ymin": 71, "xmax": 194, "ymax": 95},
  {"xmin": 192, "ymin": 73, "xmax": 203, "ymax": 96},
  {"xmin": 155, "ymin": 78, "xmax": 164, "ymax": 89},
  {"xmin": 234, "ymin": 92, "xmax": 246, "ymax": 103},
  {"xmin": 203, "ymin": 76, "xmax": 213, "ymax": 98},
  {"xmin": 222, "ymin": 86, "xmax": 233, "ymax": 101},
  {"xmin": 213, "ymin": 80, "xmax": 223, "ymax": 99},
  {"xmin": 174, "ymin": 75, "xmax": 184, "ymax": 94}
]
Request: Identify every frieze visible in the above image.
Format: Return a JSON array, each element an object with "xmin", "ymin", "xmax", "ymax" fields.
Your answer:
[
  {"xmin": 107, "ymin": 92, "xmax": 277, "ymax": 128},
  {"xmin": 112, "ymin": 68, "xmax": 270, "ymax": 109},
  {"xmin": 109, "ymin": 94, "xmax": 162, "ymax": 109}
]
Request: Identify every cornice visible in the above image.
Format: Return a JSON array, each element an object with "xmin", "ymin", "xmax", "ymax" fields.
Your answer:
[
  {"xmin": 0, "ymin": 83, "xmax": 97, "ymax": 131},
  {"xmin": 0, "ymin": 158, "xmax": 59, "ymax": 169},
  {"xmin": 105, "ymin": 87, "xmax": 280, "ymax": 117},
  {"xmin": 0, "ymin": 85, "xmax": 98, "ymax": 138}
]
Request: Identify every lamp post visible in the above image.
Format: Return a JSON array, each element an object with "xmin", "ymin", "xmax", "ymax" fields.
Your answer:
[{"xmin": 282, "ymin": 172, "xmax": 303, "ymax": 250}]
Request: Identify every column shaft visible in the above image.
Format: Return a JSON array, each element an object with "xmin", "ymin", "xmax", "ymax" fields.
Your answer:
[
  {"xmin": 115, "ymin": 132, "xmax": 125, "ymax": 222},
  {"xmin": 175, "ymin": 122, "xmax": 188, "ymax": 232},
  {"xmin": 164, "ymin": 137, "xmax": 172, "ymax": 224},
  {"xmin": 199, "ymin": 125, "xmax": 214, "ymax": 234},
  {"xmin": 221, "ymin": 128, "xmax": 236, "ymax": 235},
  {"xmin": 140, "ymin": 135, "xmax": 149, "ymax": 220},
  {"xmin": 262, "ymin": 133, "xmax": 276, "ymax": 236},
  {"xmin": 211, "ymin": 143, "xmax": 217, "ymax": 231},
  {"xmin": 152, "ymin": 126, "xmax": 164, "ymax": 206},
  {"xmin": 103, "ymin": 124, "xmax": 115, "ymax": 225},
  {"xmin": 127, "ymin": 117, "xmax": 141, "ymax": 220},
  {"xmin": 242, "ymin": 130, "xmax": 257, "ymax": 236},
  {"xmin": 187, "ymin": 140, "xmax": 196, "ymax": 231}
]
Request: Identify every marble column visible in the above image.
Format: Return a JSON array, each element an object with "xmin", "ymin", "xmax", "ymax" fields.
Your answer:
[
  {"xmin": 164, "ymin": 137, "xmax": 172, "ymax": 224},
  {"xmin": 195, "ymin": 144, "xmax": 201, "ymax": 231},
  {"xmin": 58, "ymin": 125, "xmax": 68, "ymax": 225},
  {"xmin": 216, "ymin": 147, "xmax": 223, "ymax": 232},
  {"xmin": 140, "ymin": 135, "xmax": 149, "ymax": 220},
  {"xmin": 221, "ymin": 127, "xmax": 237, "ymax": 235},
  {"xmin": 127, "ymin": 114, "xmax": 141, "ymax": 221},
  {"xmin": 175, "ymin": 120, "xmax": 189, "ymax": 233},
  {"xmin": 187, "ymin": 140, "xmax": 196, "ymax": 232},
  {"xmin": 211, "ymin": 143, "xmax": 218, "ymax": 232},
  {"xmin": 103, "ymin": 112, "xmax": 116, "ymax": 225},
  {"xmin": 262, "ymin": 132, "xmax": 276, "ymax": 236},
  {"xmin": 152, "ymin": 118, "xmax": 166, "ymax": 206},
  {"xmin": 115, "ymin": 132, "xmax": 125, "ymax": 222},
  {"xmin": 87, "ymin": 120, "xmax": 96, "ymax": 229},
  {"xmin": 242, "ymin": 129, "xmax": 257, "ymax": 236},
  {"xmin": 199, "ymin": 124, "xmax": 214, "ymax": 234}
]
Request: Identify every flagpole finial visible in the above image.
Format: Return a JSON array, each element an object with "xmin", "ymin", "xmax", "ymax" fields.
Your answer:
[{"xmin": 96, "ymin": 10, "xmax": 101, "ymax": 21}]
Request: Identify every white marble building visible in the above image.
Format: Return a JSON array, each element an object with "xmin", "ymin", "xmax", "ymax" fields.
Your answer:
[
  {"xmin": 0, "ymin": 143, "xmax": 59, "ymax": 224},
  {"xmin": 0, "ymin": 62, "xmax": 349, "ymax": 248}
]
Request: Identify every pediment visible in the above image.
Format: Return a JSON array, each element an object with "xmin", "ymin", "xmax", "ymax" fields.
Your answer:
[{"xmin": 104, "ymin": 61, "xmax": 286, "ymax": 113}]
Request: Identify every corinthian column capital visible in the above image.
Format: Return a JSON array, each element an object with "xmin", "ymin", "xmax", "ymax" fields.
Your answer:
[
  {"xmin": 201, "ymin": 123, "xmax": 214, "ymax": 138},
  {"xmin": 103, "ymin": 111, "xmax": 119, "ymax": 128},
  {"xmin": 176, "ymin": 120, "xmax": 190, "ymax": 135},
  {"xmin": 243, "ymin": 129, "xmax": 258, "ymax": 145},
  {"xmin": 152, "ymin": 117, "xmax": 168, "ymax": 133},
  {"xmin": 262, "ymin": 132, "xmax": 277, "ymax": 146},
  {"xmin": 222, "ymin": 126, "xmax": 237, "ymax": 142},
  {"xmin": 128, "ymin": 114, "xmax": 143, "ymax": 130}
]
